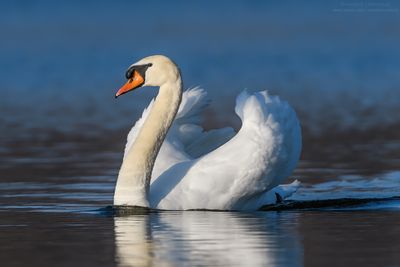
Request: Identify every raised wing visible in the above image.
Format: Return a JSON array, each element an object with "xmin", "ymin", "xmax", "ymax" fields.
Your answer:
[
  {"xmin": 150, "ymin": 91, "xmax": 302, "ymax": 210},
  {"xmin": 124, "ymin": 87, "xmax": 237, "ymax": 178}
]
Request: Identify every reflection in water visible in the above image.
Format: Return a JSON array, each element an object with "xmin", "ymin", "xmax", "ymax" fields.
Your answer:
[
  {"xmin": 114, "ymin": 215, "xmax": 155, "ymax": 267},
  {"xmin": 114, "ymin": 212, "xmax": 302, "ymax": 267}
]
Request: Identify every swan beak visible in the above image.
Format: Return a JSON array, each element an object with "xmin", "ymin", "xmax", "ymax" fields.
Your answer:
[{"xmin": 115, "ymin": 70, "xmax": 145, "ymax": 98}]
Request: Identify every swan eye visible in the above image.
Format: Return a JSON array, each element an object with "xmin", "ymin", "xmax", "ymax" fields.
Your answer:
[{"xmin": 125, "ymin": 63, "xmax": 153, "ymax": 80}]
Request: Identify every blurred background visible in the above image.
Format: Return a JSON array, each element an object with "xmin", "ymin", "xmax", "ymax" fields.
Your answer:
[{"xmin": 1, "ymin": 0, "xmax": 400, "ymax": 188}]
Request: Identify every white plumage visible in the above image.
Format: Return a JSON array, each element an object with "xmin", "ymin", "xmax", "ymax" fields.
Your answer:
[{"xmin": 114, "ymin": 55, "xmax": 302, "ymax": 210}]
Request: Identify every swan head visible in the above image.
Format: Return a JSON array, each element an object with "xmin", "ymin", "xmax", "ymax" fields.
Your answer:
[{"xmin": 115, "ymin": 55, "xmax": 181, "ymax": 98}]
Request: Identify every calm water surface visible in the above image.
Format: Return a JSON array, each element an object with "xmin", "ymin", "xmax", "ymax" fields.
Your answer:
[
  {"xmin": 0, "ymin": 207, "xmax": 398, "ymax": 267},
  {"xmin": 1, "ymin": 208, "xmax": 400, "ymax": 267},
  {"xmin": 0, "ymin": 129, "xmax": 399, "ymax": 267}
]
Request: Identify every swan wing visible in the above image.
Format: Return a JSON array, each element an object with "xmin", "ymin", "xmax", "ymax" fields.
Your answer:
[
  {"xmin": 153, "ymin": 87, "xmax": 237, "ymax": 177},
  {"xmin": 124, "ymin": 87, "xmax": 236, "ymax": 178},
  {"xmin": 150, "ymin": 90, "xmax": 302, "ymax": 210},
  {"xmin": 175, "ymin": 86, "xmax": 210, "ymax": 125},
  {"xmin": 173, "ymin": 87, "xmax": 236, "ymax": 158},
  {"xmin": 123, "ymin": 87, "xmax": 208, "ymax": 159},
  {"xmin": 184, "ymin": 126, "xmax": 235, "ymax": 158}
]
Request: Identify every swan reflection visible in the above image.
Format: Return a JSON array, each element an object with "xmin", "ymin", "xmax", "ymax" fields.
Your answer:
[
  {"xmin": 114, "ymin": 212, "xmax": 302, "ymax": 267},
  {"xmin": 114, "ymin": 214, "xmax": 154, "ymax": 267}
]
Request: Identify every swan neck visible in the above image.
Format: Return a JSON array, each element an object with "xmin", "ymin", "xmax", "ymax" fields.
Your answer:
[{"xmin": 114, "ymin": 79, "xmax": 182, "ymax": 207}]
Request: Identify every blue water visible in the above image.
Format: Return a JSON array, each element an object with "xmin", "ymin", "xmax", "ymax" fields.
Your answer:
[{"xmin": 1, "ymin": 1, "xmax": 400, "ymax": 131}]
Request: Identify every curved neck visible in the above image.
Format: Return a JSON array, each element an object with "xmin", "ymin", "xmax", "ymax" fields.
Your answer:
[{"xmin": 114, "ymin": 79, "xmax": 182, "ymax": 207}]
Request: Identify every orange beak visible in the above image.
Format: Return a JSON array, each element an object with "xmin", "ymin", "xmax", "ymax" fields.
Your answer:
[{"xmin": 115, "ymin": 70, "xmax": 145, "ymax": 98}]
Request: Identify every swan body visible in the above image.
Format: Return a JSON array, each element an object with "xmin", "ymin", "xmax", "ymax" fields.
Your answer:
[{"xmin": 114, "ymin": 55, "xmax": 301, "ymax": 210}]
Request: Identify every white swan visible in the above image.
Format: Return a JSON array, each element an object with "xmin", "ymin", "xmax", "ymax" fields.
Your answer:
[{"xmin": 113, "ymin": 55, "xmax": 301, "ymax": 210}]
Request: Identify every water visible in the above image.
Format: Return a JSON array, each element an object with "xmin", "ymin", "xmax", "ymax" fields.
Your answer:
[
  {"xmin": 1, "ymin": 209, "xmax": 400, "ymax": 267},
  {"xmin": 1, "ymin": 1, "xmax": 400, "ymax": 266},
  {"xmin": 1, "ymin": 126, "xmax": 399, "ymax": 266}
]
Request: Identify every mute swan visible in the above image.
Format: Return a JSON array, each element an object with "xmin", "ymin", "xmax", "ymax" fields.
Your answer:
[{"xmin": 113, "ymin": 55, "xmax": 301, "ymax": 210}]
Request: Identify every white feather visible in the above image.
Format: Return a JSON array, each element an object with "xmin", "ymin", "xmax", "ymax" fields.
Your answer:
[
  {"xmin": 115, "ymin": 55, "xmax": 301, "ymax": 210},
  {"xmin": 124, "ymin": 88, "xmax": 301, "ymax": 210}
]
